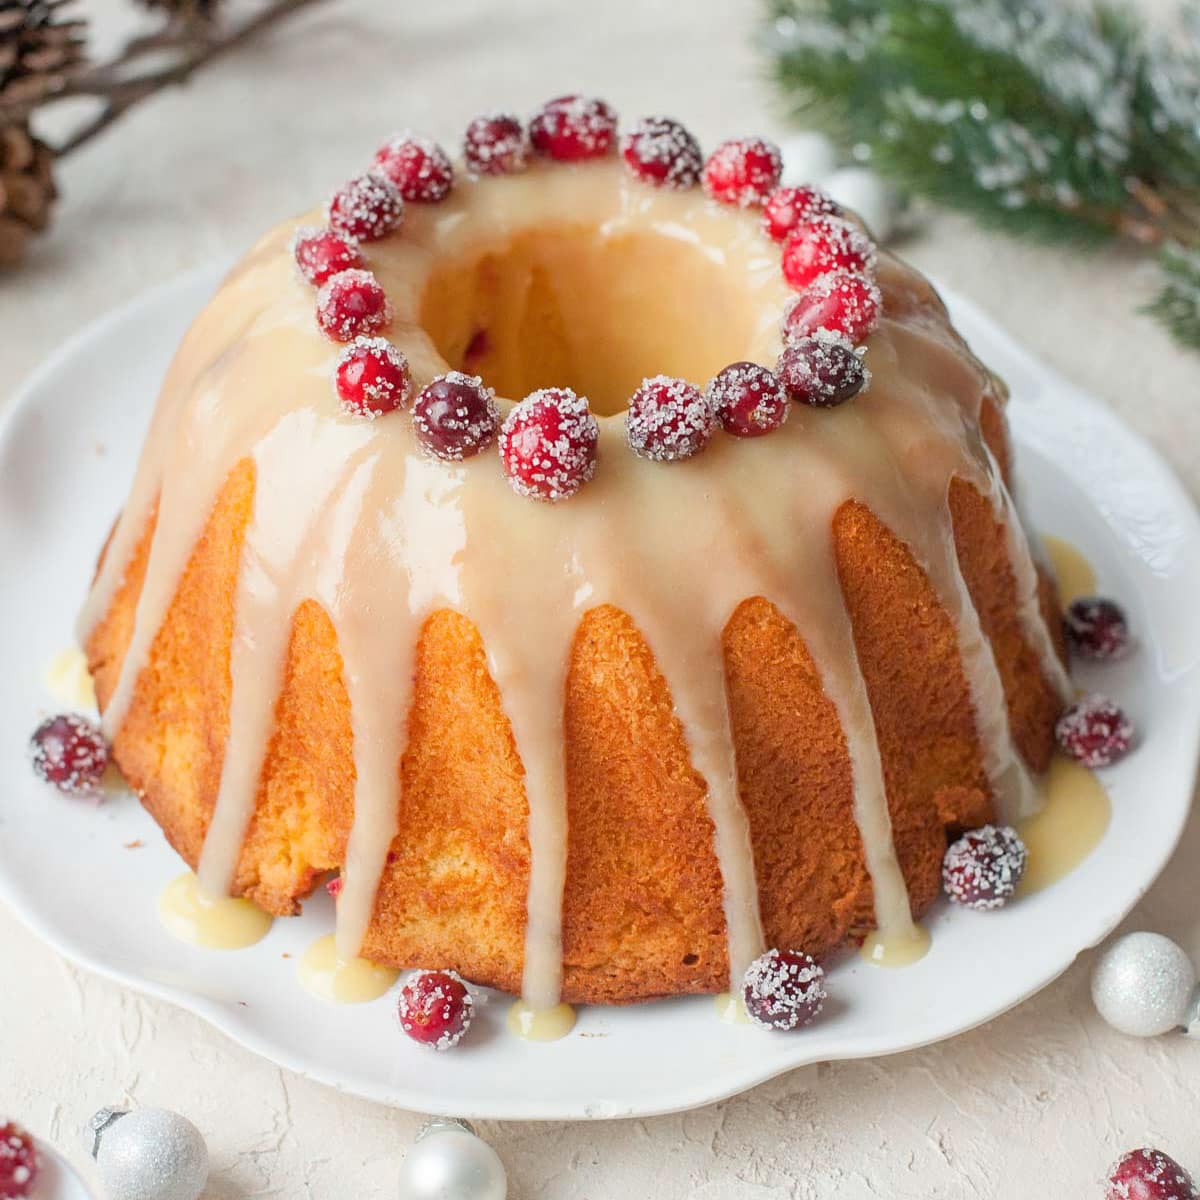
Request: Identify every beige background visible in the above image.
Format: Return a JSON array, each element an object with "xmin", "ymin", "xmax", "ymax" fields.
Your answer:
[{"xmin": 2, "ymin": 1, "xmax": 1198, "ymax": 1196}]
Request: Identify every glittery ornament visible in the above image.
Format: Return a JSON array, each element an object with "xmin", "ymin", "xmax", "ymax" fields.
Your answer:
[
  {"xmin": 90, "ymin": 1108, "xmax": 208, "ymax": 1200},
  {"xmin": 1091, "ymin": 932, "xmax": 1198, "ymax": 1038},
  {"xmin": 397, "ymin": 1118, "xmax": 507, "ymax": 1200}
]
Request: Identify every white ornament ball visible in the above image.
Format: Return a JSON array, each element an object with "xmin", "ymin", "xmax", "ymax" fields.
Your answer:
[
  {"xmin": 823, "ymin": 166, "xmax": 902, "ymax": 241},
  {"xmin": 777, "ymin": 131, "xmax": 838, "ymax": 189},
  {"xmin": 94, "ymin": 1109, "xmax": 208, "ymax": 1200},
  {"xmin": 1091, "ymin": 931, "xmax": 1198, "ymax": 1038},
  {"xmin": 398, "ymin": 1119, "xmax": 506, "ymax": 1200}
]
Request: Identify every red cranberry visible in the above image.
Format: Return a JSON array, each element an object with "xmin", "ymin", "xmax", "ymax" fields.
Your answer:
[
  {"xmin": 334, "ymin": 337, "xmax": 412, "ymax": 418},
  {"xmin": 741, "ymin": 948, "xmax": 826, "ymax": 1031},
  {"xmin": 325, "ymin": 876, "xmax": 343, "ymax": 898},
  {"xmin": 397, "ymin": 970, "xmax": 474, "ymax": 1050},
  {"xmin": 1056, "ymin": 695, "xmax": 1134, "ymax": 768},
  {"xmin": 412, "ymin": 371, "xmax": 500, "ymax": 461},
  {"xmin": 29, "ymin": 714, "xmax": 107, "ymax": 797},
  {"xmin": 783, "ymin": 271, "xmax": 881, "ymax": 345},
  {"xmin": 762, "ymin": 185, "xmax": 841, "ymax": 242},
  {"xmin": 621, "ymin": 116, "xmax": 703, "ymax": 189},
  {"xmin": 529, "ymin": 95, "xmax": 617, "ymax": 161},
  {"xmin": 942, "ymin": 825, "xmax": 1028, "ymax": 910},
  {"xmin": 292, "ymin": 226, "xmax": 362, "ymax": 286},
  {"xmin": 499, "ymin": 387, "xmax": 599, "ymax": 501},
  {"xmin": 705, "ymin": 362, "xmax": 789, "ymax": 438},
  {"xmin": 702, "ymin": 137, "xmax": 782, "ymax": 207},
  {"xmin": 1106, "ymin": 1149, "xmax": 1198, "ymax": 1200},
  {"xmin": 372, "ymin": 134, "xmax": 454, "ymax": 203},
  {"xmin": 1065, "ymin": 597, "xmax": 1132, "ymax": 661},
  {"xmin": 316, "ymin": 269, "xmax": 391, "ymax": 342},
  {"xmin": 625, "ymin": 375, "xmax": 714, "ymax": 462},
  {"xmin": 781, "ymin": 215, "xmax": 877, "ymax": 290},
  {"xmin": 776, "ymin": 332, "xmax": 870, "ymax": 407},
  {"xmin": 463, "ymin": 113, "xmax": 528, "ymax": 175},
  {"xmin": 0, "ymin": 1123, "xmax": 38, "ymax": 1200},
  {"xmin": 327, "ymin": 171, "xmax": 404, "ymax": 242}
]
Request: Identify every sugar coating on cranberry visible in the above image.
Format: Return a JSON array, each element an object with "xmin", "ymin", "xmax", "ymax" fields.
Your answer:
[
  {"xmin": 784, "ymin": 271, "xmax": 882, "ymax": 345},
  {"xmin": 1056, "ymin": 695, "xmax": 1134, "ymax": 768},
  {"xmin": 942, "ymin": 825, "xmax": 1028, "ymax": 910},
  {"xmin": 1107, "ymin": 1149, "xmax": 1199, "ymax": 1200},
  {"xmin": 705, "ymin": 362, "xmax": 790, "ymax": 438},
  {"xmin": 781, "ymin": 215, "xmax": 877, "ymax": 290},
  {"xmin": 625, "ymin": 374, "xmax": 714, "ymax": 462},
  {"xmin": 0, "ymin": 1122, "xmax": 39, "ymax": 1200},
  {"xmin": 741, "ymin": 948, "xmax": 826, "ymax": 1031},
  {"xmin": 464, "ymin": 112, "xmax": 528, "ymax": 175},
  {"xmin": 291, "ymin": 226, "xmax": 362, "ymax": 286},
  {"xmin": 777, "ymin": 331, "xmax": 870, "ymax": 408},
  {"xmin": 327, "ymin": 171, "xmax": 404, "ymax": 242},
  {"xmin": 1065, "ymin": 596, "xmax": 1132, "ymax": 661},
  {"xmin": 373, "ymin": 134, "xmax": 454, "ymax": 203},
  {"xmin": 763, "ymin": 185, "xmax": 842, "ymax": 242},
  {"xmin": 397, "ymin": 969, "xmax": 474, "ymax": 1050},
  {"xmin": 29, "ymin": 714, "xmax": 107, "ymax": 797},
  {"xmin": 621, "ymin": 116, "xmax": 703, "ymax": 189},
  {"xmin": 412, "ymin": 371, "xmax": 500, "ymax": 461},
  {"xmin": 702, "ymin": 137, "xmax": 782, "ymax": 207},
  {"xmin": 500, "ymin": 387, "xmax": 599, "ymax": 501},
  {"xmin": 334, "ymin": 337, "xmax": 412, "ymax": 418},
  {"xmin": 316, "ymin": 269, "xmax": 392, "ymax": 342},
  {"xmin": 530, "ymin": 95, "xmax": 617, "ymax": 161}
]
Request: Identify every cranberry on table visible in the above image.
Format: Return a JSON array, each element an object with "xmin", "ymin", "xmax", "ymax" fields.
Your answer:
[
  {"xmin": 463, "ymin": 112, "xmax": 528, "ymax": 175},
  {"xmin": 412, "ymin": 372, "xmax": 500, "ymax": 461},
  {"xmin": 741, "ymin": 948, "xmax": 826, "ymax": 1031},
  {"xmin": 529, "ymin": 95, "xmax": 617, "ymax": 161},
  {"xmin": 783, "ymin": 270, "xmax": 882, "ymax": 345},
  {"xmin": 372, "ymin": 134, "xmax": 454, "ymax": 202},
  {"xmin": 702, "ymin": 137, "xmax": 782, "ymax": 207},
  {"xmin": 1106, "ymin": 1148, "xmax": 1199, "ymax": 1200},
  {"xmin": 781, "ymin": 214, "xmax": 877, "ymax": 290},
  {"xmin": 315, "ymin": 269, "xmax": 391, "ymax": 342},
  {"xmin": 621, "ymin": 116, "xmax": 704, "ymax": 189},
  {"xmin": 326, "ymin": 171, "xmax": 404, "ymax": 242},
  {"xmin": 625, "ymin": 374, "xmax": 714, "ymax": 461},
  {"xmin": 397, "ymin": 970, "xmax": 475, "ymax": 1050},
  {"xmin": 762, "ymin": 185, "xmax": 841, "ymax": 242},
  {"xmin": 292, "ymin": 227, "xmax": 361, "ymax": 285},
  {"xmin": 1056, "ymin": 694, "xmax": 1134, "ymax": 768},
  {"xmin": 776, "ymin": 332, "xmax": 870, "ymax": 407},
  {"xmin": 499, "ymin": 387, "xmax": 599, "ymax": 501},
  {"xmin": 334, "ymin": 337, "xmax": 412, "ymax": 418},
  {"xmin": 705, "ymin": 362, "xmax": 789, "ymax": 438},
  {"xmin": 28, "ymin": 714, "xmax": 107, "ymax": 797},
  {"xmin": 942, "ymin": 824, "xmax": 1028, "ymax": 910},
  {"xmin": 0, "ymin": 1121, "xmax": 39, "ymax": 1199},
  {"xmin": 1065, "ymin": 596, "xmax": 1131, "ymax": 661}
]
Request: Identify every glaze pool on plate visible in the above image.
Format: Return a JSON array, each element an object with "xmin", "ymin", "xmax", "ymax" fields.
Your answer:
[{"xmin": 0, "ymin": 267, "xmax": 1197, "ymax": 1119}]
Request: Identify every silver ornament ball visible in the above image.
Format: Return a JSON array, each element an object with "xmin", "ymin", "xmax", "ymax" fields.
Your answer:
[
  {"xmin": 91, "ymin": 1108, "xmax": 208, "ymax": 1200},
  {"xmin": 777, "ymin": 131, "xmax": 838, "ymax": 189},
  {"xmin": 398, "ymin": 1119, "xmax": 507, "ymax": 1200},
  {"xmin": 823, "ymin": 166, "xmax": 902, "ymax": 241},
  {"xmin": 1091, "ymin": 931, "xmax": 1198, "ymax": 1038}
]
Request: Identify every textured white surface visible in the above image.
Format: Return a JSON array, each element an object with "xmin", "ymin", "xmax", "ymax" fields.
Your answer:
[{"xmin": 1, "ymin": 0, "xmax": 1198, "ymax": 1196}]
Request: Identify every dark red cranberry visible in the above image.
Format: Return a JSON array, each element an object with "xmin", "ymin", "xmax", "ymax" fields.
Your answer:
[
  {"xmin": 529, "ymin": 95, "xmax": 617, "ymax": 161},
  {"xmin": 327, "ymin": 171, "xmax": 404, "ymax": 242},
  {"xmin": 316, "ymin": 269, "xmax": 391, "ymax": 342},
  {"xmin": 702, "ymin": 137, "xmax": 782, "ymax": 207},
  {"xmin": 500, "ymin": 387, "xmax": 599, "ymax": 500},
  {"xmin": 783, "ymin": 271, "xmax": 881, "ymax": 345},
  {"xmin": 372, "ymin": 135, "xmax": 454, "ymax": 202},
  {"xmin": 292, "ymin": 227, "xmax": 362, "ymax": 285},
  {"xmin": 1056, "ymin": 695, "xmax": 1134, "ymax": 768},
  {"xmin": 397, "ymin": 970, "xmax": 474, "ymax": 1050},
  {"xmin": 0, "ymin": 1122, "xmax": 38, "ymax": 1200},
  {"xmin": 620, "ymin": 117, "xmax": 703, "ymax": 189},
  {"xmin": 334, "ymin": 337, "xmax": 412, "ymax": 418},
  {"xmin": 1065, "ymin": 597, "xmax": 1132, "ymax": 661},
  {"xmin": 942, "ymin": 825, "xmax": 1028, "ymax": 910},
  {"xmin": 412, "ymin": 372, "xmax": 500, "ymax": 461},
  {"xmin": 781, "ymin": 215, "xmax": 876, "ymax": 290},
  {"xmin": 463, "ymin": 113, "xmax": 528, "ymax": 175},
  {"xmin": 1106, "ymin": 1149, "xmax": 1199, "ymax": 1200},
  {"xmin": 29, "ymin": 714, "xmax": 107, "ymax": 797},
  {"xmin": 776, "ymin": 332, "xmax": 870, "ymax": 407},
  {"xmin": 625, "ymin": 375, "xmax": 714, "ymax": 461},
  {"xmin": 762, "ymin": 185, "xmax": 841, "ymax": 242},
  {"xmin": 705, "ymin": 362, "xmax": 789, "ymax": 438},
  {"xmin": 741, "ymin": 948, "xmax": 826, "ymax": 1031}
]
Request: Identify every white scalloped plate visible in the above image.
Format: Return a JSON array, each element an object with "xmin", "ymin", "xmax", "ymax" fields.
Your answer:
[{"xmin": 1, "ymin": 266, "xmax": 1198, "ymax": 1121}]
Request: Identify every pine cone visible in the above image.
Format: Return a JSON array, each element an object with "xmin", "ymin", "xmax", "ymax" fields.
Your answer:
[
  {"xmin": 0, "ymin": 0, "xmax": 86, "ymax": 119},
  {"xmin": 0, "ymin": 118, "xmax": 55, "ymax": 265},
  {"xmin": 137, "ymin": 0, "xmax": 222, "ymax": 27}
]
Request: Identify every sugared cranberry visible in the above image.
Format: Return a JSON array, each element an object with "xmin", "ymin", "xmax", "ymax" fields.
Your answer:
[
  {"xmin": 412, "ymin": 371, "xmax": 500, "ymax": 461},
  {"xmin": 1056, "ymin": 695, "xmax": 1134, "ymax": 768},
  {"xmin": 776, "ymin": 332, "xmax": 870, "ymax": 407},
  {"xmin": 762, "ymin": 185, "xmax": 841, "ymax": 242},
  {"xmin": 1065, "ymin": 597, "xmax": 1132, "ymax": 661},
  {"xmin": 316, "ymin": 269, "xmax": 391, "ymax": 342},
  {"xmin": 942, "ymin": 825, "xmax": 1028, "ymax": 910},
  {"xmin": 705, "ymin": 362, "xmax": 790, "ymax": 438},
  {"xmin": 741, "ymin": 948, "xmax": 826, "ymax": 1031},
  {"xmin": 0, "ymin": 1122, "xmax": 38, "ymax": 1200},
  {"xmin": 463, "ymin": 113, "xmax": 528, "ymax": 175},
  {"xmin": 373, "ymin": 134, "xmax": 454, "ymax": 203},
  {"xmin": 334, "ymin": 337, "xmax": 412, "ymax": 418},
  {"xmin": 625, "ymin": 374, "xmax": 714, "ymax": 461},
  {"xmin": 397, "ymin": 969, "xmax": 474, "ymax": 1050},
  {"xmin": 702, "ymin": 137, "xmax": 782, "ymax": 207},
  {"xmin": 783, "ymin": 271, "xmax": 881, "ymax": 345},
  {"xmin": 1106, "ymin": 1149, "xmax": 1198, "ymax": 1200},
  {"xmin": 327, "ymin": 171, "xmax": 404, "ymax": 242},
  {"xmin": 529, "ymin": 95, "xmax": 617, "ymax": 161},
  {"xmin": 621, "ymin": 116, "xmax": 703, "ymax": 189},
  {"xmin": 781, "ymin": 215, "xmax": 877, "ymax": 290},
  {"xmin": 499, "ymin": 387, "xmax": 599, "ymax": 501},
  {"xmin": 29, "ymin": 714, "xmax": 107, "ymax": 797},
  {"xmin": 292, "ymin": 226, "xmax": 362, "ymax": 286}
]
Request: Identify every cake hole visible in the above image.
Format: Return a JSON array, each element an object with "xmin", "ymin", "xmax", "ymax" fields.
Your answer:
[
  {"xmin": 420, "ymin": 225, "xmax": 759, "ymax": 415},
  {"xmin": 682, "ymin": 953, "xmax": 700, "ymax": 966}
]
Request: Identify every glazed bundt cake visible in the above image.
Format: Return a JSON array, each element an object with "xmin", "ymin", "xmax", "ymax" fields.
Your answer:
[{"xmin": 79, "ymin": 100, "xmax": 1070, "ymax": 1011}]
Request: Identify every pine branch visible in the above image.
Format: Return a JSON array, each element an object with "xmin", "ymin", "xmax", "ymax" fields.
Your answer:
[{"xmin": 1144, "ymin": 243, "xmax": 1200, "ymax": 351}]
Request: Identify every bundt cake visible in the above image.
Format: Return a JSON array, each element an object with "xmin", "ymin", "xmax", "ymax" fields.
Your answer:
[{"xmin": 78, "ymin": 100, "xmax": 1071, "ymax": 1013}]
